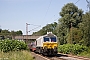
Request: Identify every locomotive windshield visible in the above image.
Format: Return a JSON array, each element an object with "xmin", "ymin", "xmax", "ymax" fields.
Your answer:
[
  {"xmin": 50, "ymin": 37, "xmax": 56, "ymax": 42},
  {"xmin": 44, "ymin": 37, "xmax": 49, "ymax": 42},
  {"xmin": 44, "ymin": 37, "xmax": 57, "ymax": 42}
]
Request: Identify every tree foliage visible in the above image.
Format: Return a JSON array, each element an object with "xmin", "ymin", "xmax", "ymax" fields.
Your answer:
[
  {"xmin": 60, "ymin": 3, "xmax": 83, "ymax": 28},
  {"xmin": 32, "ymin": 22, "xmax": 57, "ymax": 35},
  {"xmin": 78, "ymin": 12, "xmax": 90, "ymax": 46},
  {"xmin": 0, "ymin": 29, "xmax": 23, "ymax": 39},
  {"xmin": 67, "ymin": 28, "xmax": 83, "ymax": 44},
  {"xmin": 56, "ymin": 3, "xmax": 83, "ymax": 44}
]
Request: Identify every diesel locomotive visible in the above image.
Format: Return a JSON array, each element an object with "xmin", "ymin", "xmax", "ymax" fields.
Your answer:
[{"xmin": 35, "ymin": 32, "xmax": 58, "ymax": 55}]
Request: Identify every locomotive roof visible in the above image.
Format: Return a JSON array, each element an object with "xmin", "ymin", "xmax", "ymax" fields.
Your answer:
[
  {"xmin": 36, "ymin": 32, "xmax": 57, "ymax": 40},
  {"xmin": 43, "ymin": 32, "xmax": 56, "ymax": 37}
]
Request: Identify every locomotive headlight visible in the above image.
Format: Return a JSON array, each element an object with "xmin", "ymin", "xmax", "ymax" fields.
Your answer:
[
  {"xmin": 44, "ymin": 46, "xmax": 48, "ymax": 52},
  {"xmin": 44, "ymin": 46, "xmax": 47, "ymax": 49},
  {"xmin": 54, "ymin": 46, "xmax": 57, "ymax": 52},
  {"xmin": 54, "ymin": 46, "xmax": 57, "ymax": 49}
]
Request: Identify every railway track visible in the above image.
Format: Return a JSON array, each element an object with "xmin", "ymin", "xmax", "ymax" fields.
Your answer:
[
  {"xmin": 31, "ymin": 52, "xmax": 90, "ymax": 60},
  {"xmin": 58, "ymin": 53, "xmax": 90, "ymax": 60}
]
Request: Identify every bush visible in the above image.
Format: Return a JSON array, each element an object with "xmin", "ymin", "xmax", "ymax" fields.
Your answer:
[
  {"xmin": 0, "ymin": 40, "xmax": 27, "ymax": 52},
  {"xmin": 58, "ymin": 44, "xmax": 88, "ymax": 55},
  {"xmin": 78, "ymin": 47, "xmax": 90, "ymax": 58}
]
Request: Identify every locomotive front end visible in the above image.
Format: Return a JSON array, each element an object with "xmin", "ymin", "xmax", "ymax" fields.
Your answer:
[{"xmin": 43, "ymin": 36, "xmax": 58, "ymax": 55}]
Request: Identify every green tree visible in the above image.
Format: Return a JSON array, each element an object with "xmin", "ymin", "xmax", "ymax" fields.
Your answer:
[
  {"xmin": 16, "ymin": 30, "xmax": 23, "ymax": 35},
  {"xmin": 1, "ymin": 30, "xmax": 10, "ymax": 33},
  {"xmin": 10, "ymin": 30, "xmax": 16, "ymax": 36},
  {"xmin": 60, "ymin": 3, "xmax": 83, "ymax": 28},
  {"xmin": 56, "ymin": 3, "xmax": 83, "ymax": 44},
  {"xmin": 0, "ymin": 29, "xmax": 10, "ymax": 36},
  {"xmin": 0, "ymin": 29, "xmax": 10, "ymax": 39},
  {"xmin": 55, "ymin": 23, "xmax": 67, "ymax": 45},
  {"xmin": 10, "ymin": 30, "xmax": 23, "ymax": 36},
  {"xmin": 0, "ymin": 29, "xmax": 23, "ymax": 39},
  {"xmin": 78, "ymin": 12, "xmax": 90, "ymax": 46},
  {"xmin": 67, "ymin": 27, "xmax": 83, "ymax": 44},
  {"xmin": 32, "ymin": 22, "xmax": 57, "ymax": 35}
]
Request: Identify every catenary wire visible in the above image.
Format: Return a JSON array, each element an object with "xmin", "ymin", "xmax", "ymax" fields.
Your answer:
[
  {"xmin": 75, "ymin": 0, "xmax": 80, "ymax": 4},
  {"xmin": 43, "ymin": 0, "xmax": 52, "ymax": 20}
]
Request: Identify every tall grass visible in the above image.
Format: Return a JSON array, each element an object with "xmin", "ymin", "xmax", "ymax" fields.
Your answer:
[{"xmin": 0, "ymin": 50, "xmax": 34, "ymax": 60}]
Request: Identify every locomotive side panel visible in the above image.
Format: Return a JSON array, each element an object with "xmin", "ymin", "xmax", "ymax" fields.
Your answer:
[
  {"xmin": 35, "ymin": 36, "xmax": 43, "ymax": 53},
  {"xmin": 36, "ymin": 36, "xmax": 43, "ymax": 47}
]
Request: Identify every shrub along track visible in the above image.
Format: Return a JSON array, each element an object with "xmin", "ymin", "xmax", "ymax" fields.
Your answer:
[{"xmin": 31, "ymin": 52, "xmax": 90, "ymax": 60}]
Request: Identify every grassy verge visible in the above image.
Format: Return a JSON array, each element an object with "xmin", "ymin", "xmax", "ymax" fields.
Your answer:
[{"xmin": 0, "ymin": 50, "xmax": 34, "ymax": 60}]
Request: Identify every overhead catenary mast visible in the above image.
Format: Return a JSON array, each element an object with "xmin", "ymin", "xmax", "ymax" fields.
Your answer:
[{"xmin": 26, "ymin": 23, "xmax": 30, "ymax": 43}]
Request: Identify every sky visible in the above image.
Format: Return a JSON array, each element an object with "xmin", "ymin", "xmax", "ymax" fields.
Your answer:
[{"xmin": 0, "ymin": 0, "xmax": 89, "ymax": 35}]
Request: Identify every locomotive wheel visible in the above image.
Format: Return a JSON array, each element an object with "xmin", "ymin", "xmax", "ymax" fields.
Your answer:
[{"xmin": 42, "ymin": 52, "xmax": 47, "ymax": 56}]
